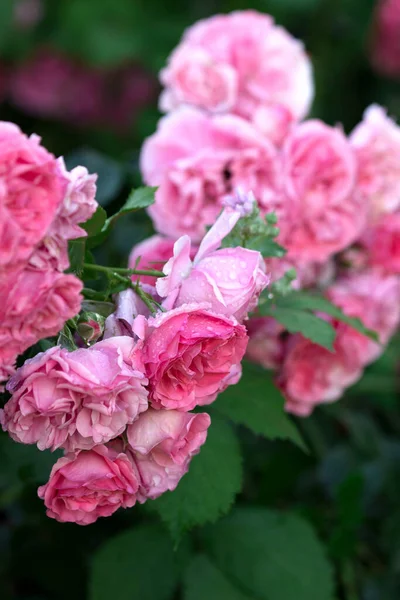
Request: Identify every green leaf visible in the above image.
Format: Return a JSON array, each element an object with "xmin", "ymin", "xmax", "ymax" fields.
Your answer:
[
  {"xmin": 260, "ymin": 305, "xmax": 336, "ymax": 350},
  {"xmin": 88, "ymin": 186, "xmax": 156, "ymax": 248},
  {"xmin": 81, "ymin": 300, "xmax": 115, "ymax": 317},
  {"xmin": 89, "ymin": 524, "xmax": 181, "ymax": 600},
  {"xmin": 152, "ymin": 417, "xmax": 242, "ymax": 541},
  {"xmin": 247, "ymin": 237, "xmax": 286, "ymax": 258},
  {"xmin": 203, "ymin": 508, "xmax": 335, "ymax": 600},
  {"xmin": 276, "ymin": 292, "xmax": 379, "ymax": 342},
  {"xmin": 81, "ymin": 206, "xmax": 107, "ymax": 237},
  {"xmin": 216, "ymin": 362, "xmax": 306, "ymax": 451},
  {"xmin": 57, "ymin": 326, "xmax": 77, "ymax": 352},
  {"xmin": 68, "ymin": 239, "xmax": 86, "ymax": 277},
  {"xmin": 184, "ymin": 555, "xmax": 254, "ymax": 600}
]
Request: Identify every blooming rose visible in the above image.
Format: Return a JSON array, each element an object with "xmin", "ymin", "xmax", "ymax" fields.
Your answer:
[
  {"xmin": 127, "ymin": 408, "xmax": 210, "ymax": 499},
  {"xmin": 160, "ymin": 10, "xmax": 313, "ymax": 126},
  {"xmin": 280, "ymin": 120, "xmax": 364, "ymax": 262},
  {"xmin": 278, "ymin": 327, "xmax": 365, "ymax": 417},
  {"xmin": 0, "ymin": 268, "xmax": 82, "ymax": 364},
  {"xmin": 156, "ymin": 207, "xmax": 269, "ymax": 320},
  {"xmin": 370, "ymin": 0, "xmax": 400, "ymax": 79},
  {"xmin": 38, "ymin": 445, "xmax": 139, "ymax": 525},
  {"xmin": 327, "ymin": 270, "xmax": 400, "ymax": 363},
  {"xmin": 246, "ymin": 317, "xmax": 285, "ymax": 370},
  {"xmin": 350, "ymin": 104, "xmax": 400, "ymax": 218},
  {"xmin": 0, "ymin": 122, "xmax": 67, "ymax": 271},
  {"xmin": 143, "ymin": 304, "xmax": 248, "ymax": 411},
  {"xmin": 1, "ymin": 337, "xmax": 148, "ymax": 451},
  {"xmin": 140, "ymin": 107, "xmax": 281, "ymax": 241},
  {"xmin": 360, "ymin": 212, "xmax": 400, "ymax": 274}
]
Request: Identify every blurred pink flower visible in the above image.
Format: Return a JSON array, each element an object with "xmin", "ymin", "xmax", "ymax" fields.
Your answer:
[
  {"xmin": 38, "ymin": 445, "xmax": 139, "ymax": 525},
  {"xmin": 350, "ymin": 104, "xmax": 400, "ymax": 219},
  {"xmin": 1, "ymin": 337, "xmax": 148, "ymax": 452},
  {"xmin": 371, "ymin": 0, "xmax": 400, "ymax": 78},
  {"xmin": 246, "ymin": 317, "xmax": 285, "ymax": 371},
  {"xmin": 141, "ymin": 107, "xmax": 282, "ymax": 241},
  {"xmin": 143, "ymin": 304, "xmax": 248, "ymax": 411},
  {"xmin": 160, "ymin": 10, "xmax": 313, "ymax": 128},
  {"xmin": 361, "ymin": 212, "xmax": 400, "ymax": 274}
]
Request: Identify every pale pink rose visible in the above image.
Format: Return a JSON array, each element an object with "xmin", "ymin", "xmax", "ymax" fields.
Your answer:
[
  {"xmin": 371, "ymin": 0, "xmax": 400, "ymax": 78},
  {"xmin": 37, "ymin": 445, "xmax": 139, "ymax": 525},
  {"xmin": 327, "ymin": 270, "xmax": 400, "ymax": 363},
  {"xmin": 278, "ymin": 326, "xmax": 366, "ymax": 417},
  {"xmin": 143, "ymin": 304, "xmax": 248, "ymax": 411},
  {"xmin": 129, "ymin": 235, "xmax": 197, "ymax": 287},
  {"xmin": 360, "ymin": 212, "xmax": 400, "ymax": 274},
  {"xmin": 127, "ymin": 409, "xmax": 210, "ymax": 499},
  {"xmin": 140, "ymin": 108, "xmax": 282, "ymax": 242},
  {"xmin": 246, "ymin": 317, "xmax": 285, "ymax": 370},
  {"xmin": 103, "ymin": 289, "xmax": 153, "ymax": 339},
  {"xmin": 160, "ymin": 10, "xmax": 313, "ymax": 125},
  {"xmin": 280, "ymin": 120, "xmax": 364, "ymax": 262},
  {"xmin": 1, "ymin": 337, "xmax": 148, "ymax": 452},
  {"xmin": 53, "ymin": 159, "xmax": 98, "ymax": 239},
  {"xmin": 0, "ymin": 122, "xmax": 67, "ymax": 270},
  {"xmin": 0, "ymin": 268, "xmax": 82, "ymax": 358},
  {"xmin": 251, "ymin": 104, "xmax": 293, "ymax": 146},
  {"xmin": 350, "ymin": 105, "xmax": 400, "ymax": 218},
  {"xmin": 160, "ymin": 47, "xmax": 237, "ymax": 113},
  {"xmin": 156, "ymin": 207, "xmax": 269, "ymax": 320}
]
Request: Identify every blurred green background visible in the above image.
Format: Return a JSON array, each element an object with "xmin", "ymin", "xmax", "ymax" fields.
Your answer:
[{"xmin": 1, "ymin": 1, "xmax": 400, "ymax": 599}]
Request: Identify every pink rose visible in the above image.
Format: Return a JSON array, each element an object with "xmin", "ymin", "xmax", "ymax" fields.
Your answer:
[
  {"xmin": 156, "ymin": 207, "xmax": 269, "ymax": 320},
  {"xmin": 246, "ymin": 317, "xmax": 285, "ymax": 370},
  {"xmin": 280, "ymin": 120, "xmax": 364, "ymax": 262},
  {"xmin": 327, "ymin": 270, "xmax": 400, "ymax": 363},
  {"xmin": 143, "ymin": 304, "xmax": 248, "ymax": 411},
  {"xmin": 264, "ymin": 256, "xmax": 335, "ymax": 291},
  {"xmin": 1, "ymin": 337, "xmax": 148, "ymax": 451},
  {"xmin": 129, "ymin": 235, "xmax": 197, "ymax": 287},
  {"xmin": 127, "ymin": 408, "xmax": 210, "ymax": 499},
  {"xmin": 140, "ymin": 107, "xmax": 281, "ymax": 242},
  {"xmin": 0, "ymin": 122, "xmax": 67, "ymax": 270},
  {"xmin": 0, "ymin": 268, "xmax": 82, "ymax": 361},
  {"xmin": 278, "ymin": 326, "xmax": 365, "ymax": 417},
  {"xmin": 54, "ymin": 159, "xmax": 98, "ymax": 239},
  {"xmin": 37, "ymin": 445, "xmax": 139, "ymax": 525},
  {"xmin": 160, "ymin": 47, "xmax": 237, "ymax": 113},
  {"xmin": 371, "ymin": 0, "xmax": 400, "ymax": 79},
  {"xmin": 160, "ymin": 10, "xmax": 313, "ymax": 125},
  {"xmin": 350, "ymin": 105, "xmax": 400, "ymax": 219},
  {"xmin": 361, "ymin": 212, "xmax": 400, "ymax": 274}
]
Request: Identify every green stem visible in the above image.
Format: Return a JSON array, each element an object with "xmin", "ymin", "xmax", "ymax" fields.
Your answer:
[{"xmin": 83, "ymin": 263, "xmax": 164, "ymax": 278}]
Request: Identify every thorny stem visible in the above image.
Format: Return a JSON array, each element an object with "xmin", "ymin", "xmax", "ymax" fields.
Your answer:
[{"xmin": 82, "ymin": 263, "xmax": 165, "ymax": 278}]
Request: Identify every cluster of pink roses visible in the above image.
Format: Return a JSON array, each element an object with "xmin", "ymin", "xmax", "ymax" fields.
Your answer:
[
  {"xmin": 137, "ymin": 10, "xmax": 400, "ymax": 416},
  {"xmin": 0, "ymin": 122, "xmax": 98, "ymax": 383},
  {"xmin": 1, "ymin": 198, "xmax": 267, "ymax": 524}
]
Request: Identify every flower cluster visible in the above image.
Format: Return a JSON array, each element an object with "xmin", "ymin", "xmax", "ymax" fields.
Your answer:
[
  {"xmin": 0, "ymin": 122, "xmax": 97, "ymax": 383},
  {"xmin": 138, "ymin": 10, "xmax": 400, "ymax": 417},
  {"xmin": 1, "ymin": 201, "xmax": 267, "ymax": 524}
]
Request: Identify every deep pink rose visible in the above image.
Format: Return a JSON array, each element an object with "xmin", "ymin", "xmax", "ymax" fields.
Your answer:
[
  {"xmin": 350, "ymin": 104, "xmax": 400, "ymax": 219},
  {"xmin": 361, "ymin": 212, "xmax": 400, "ymax": 274},
  {"xmin": 127, "ymin": 408, "xmax": 210, "ymax": 499},
  {"xmin": 37, "ymin": 445, "xmax": 139, "ymax": 525},
  {"xmin": 156, "ymin": 207, "xmax": 269, "ymax": 320},
  {"xmin": 280, "ymin": 120, "xmax": 364, "ymax": 262},
  {"xmin": 0, "ymin": 122, "xmax": 67, "ymax": 270},
  {"xmin": 141, "ymin": 108, "xmax": 281, "ymax": 242},
  {"xmin": 160, "ymin": 10, "xmax": 313, "ymax": 125},
  {"xmin": 129, "ymin": 235, "xmax": 197, "ymax": 287},
  {"xmin": 143, "ymin": 304, "xmax": 248, "ymax": 411},
  {"xmin": 371, "ymin": 0, "xmax": 400, "ymax": 78},
  {"xmin": 0, "ymin": 268, "xmax": 82, "ymax": 362},
  {"xmin": 1, "ymin": 337, "xmax": 148, "ymax": 451},
  {"xmin": 246, "ymin": 317, "xmax": 285, "ymax": 370},
  {"xmin": 278, "ymin": 326, "xmax": 365, "ymax": 417},
  {"xmin": 327, "ymin": 270, "xmax": 400, "ymax": 363}
]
